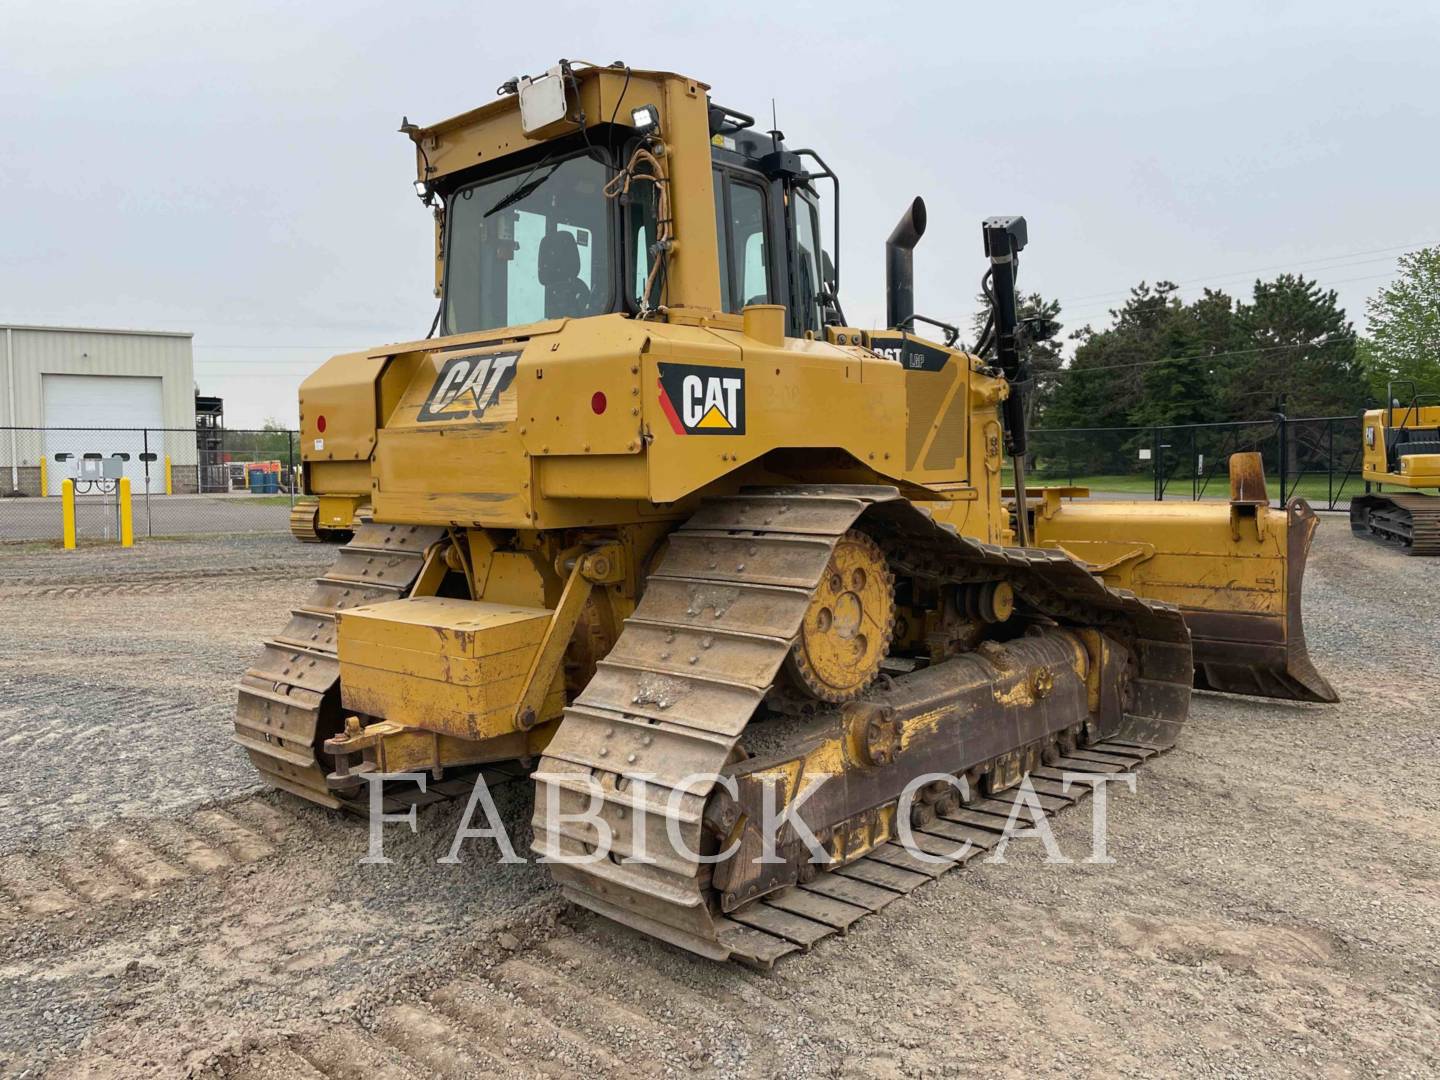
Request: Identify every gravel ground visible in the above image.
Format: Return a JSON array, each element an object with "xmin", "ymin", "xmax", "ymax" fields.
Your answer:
[{"xmin": 0, "ymin": 516, "xmax": 1436, "ymax": 1078}]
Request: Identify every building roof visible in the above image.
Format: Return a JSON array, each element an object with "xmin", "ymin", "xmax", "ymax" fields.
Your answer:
[{"xmin": 0, "ymin": 323, "xmax": 193, "ymax": 339}]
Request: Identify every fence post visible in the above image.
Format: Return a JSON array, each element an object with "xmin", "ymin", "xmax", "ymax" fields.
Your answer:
[
  {"xmin": 1152, "ymin": 425, "xmax": 1161, "ymax": 501},
  {"xmin": 142, "ymin": 429, "xmax": 153, "ymax": 537},
  {"xmin": 119, "ymin": 477, "xmax": 133, "ymax": 547},
  {"xmin": 1327, "ymin": 419, "xmax": 1335, "ymax": 510},
  {"xmin": 1276, "ymin": 414, "xmax": 1289, "ymax": 504},
  {"xmin": 1191, "ymin": 426, "xmax": 1199, "ymax": 501},
  {"xmin": 62, "ymin": 478, "xmax": 76, "ymax": 549}
]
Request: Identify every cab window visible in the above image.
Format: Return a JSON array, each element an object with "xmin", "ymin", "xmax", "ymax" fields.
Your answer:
[
  {"xmin": 443, "ymin": 153, "xmax": 612, "ymax": 334},
  {"xmin": 793, "ymin": 192, "xmax": 823, "ymax": 334},
  {"xmin": 714, "ymin": 170, "xmax": 771, "ymax": 312},
  {"xmin": 713, "ymin": 168, "xmax": 733, "ymax": 312}
]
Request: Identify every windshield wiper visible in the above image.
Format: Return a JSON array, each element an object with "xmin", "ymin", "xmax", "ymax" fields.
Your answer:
[{"xmin": 484, "ymin": 162, "xmax": 560, "ymax": 218}]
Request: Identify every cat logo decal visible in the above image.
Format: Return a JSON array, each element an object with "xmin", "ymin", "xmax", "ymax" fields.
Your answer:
[
  {"xmin": 417, "ymin": 350, "xmax": 521, "ymax": 422},
  {"xmin": 657, "ymin": 363, "xmax": 745, "ymax": 435}
]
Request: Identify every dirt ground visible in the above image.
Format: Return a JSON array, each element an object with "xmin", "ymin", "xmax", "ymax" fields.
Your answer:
[{"xmin": 0, "ymin": 522, "xmax": 1436, "ymax": 1078}]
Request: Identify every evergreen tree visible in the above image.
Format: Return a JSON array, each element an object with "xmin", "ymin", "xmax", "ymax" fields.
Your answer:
[
  {"xmin": 1042, "ymin": 282, "xmax": 1181, "ymax": 431},
  {"xmin": 1229, "ymin": 274, "xmax": 1365, "ymax": 417},
  {"xmin": 968, "ymin": 291, "xmax": 1065, "ymax": 429}
]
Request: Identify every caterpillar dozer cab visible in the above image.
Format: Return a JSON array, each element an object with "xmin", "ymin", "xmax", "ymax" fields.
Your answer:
[
  {"xmin": 236, "ymin": 62, "xmax": 1334, "ymax": 965},
  {"xmin": 1349, "ymin": 382, "xmax": 1440, "ymax": 553}
]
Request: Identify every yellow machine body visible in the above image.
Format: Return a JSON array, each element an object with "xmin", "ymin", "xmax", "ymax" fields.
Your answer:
[
  {"xmin": 1350, "ymin": 403, "xmax": 1440, "ymax": 553},
  {"xmin": 281, "ymin": 62, "xmax": 1334, "ymax": 773},
  {"xmin": 338, "ymin": 596, "xmax": 567, "ymax": 740},
  {"xmin": 1027, "ymin": 465, "xmax": 1332, "ymax": 701},
  {"xmin": 237, "ymin": 62, "xmax": 1335, "ymax": 963},
  {"xmin": 1361, "ymin": 405, "xmax": 1440, "ymax": 486}
]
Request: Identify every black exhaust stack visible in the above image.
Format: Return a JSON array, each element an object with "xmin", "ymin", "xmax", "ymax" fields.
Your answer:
[{"xmin": 885, "ymin": 197, "xmax": 927, "ymax": 329}]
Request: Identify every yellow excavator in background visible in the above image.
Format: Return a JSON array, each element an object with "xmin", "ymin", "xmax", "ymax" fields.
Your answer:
[
  {"xmin": 1350, "ymin": 382, "xmax": 1440, "ymax": 553},
  {"xmin": 236, "ymin": 62, "xmax": 1335, "ymax": 966}
]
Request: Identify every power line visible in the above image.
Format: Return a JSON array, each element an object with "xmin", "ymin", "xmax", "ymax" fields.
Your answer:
[
  {"xmin": 1056, "ymin": 239, "xmax": 1435, "ymax": 309},
  {"xmin": 1036, "ymin": 336, "xmax": 1352, "ymax": 381},
  {"xmin": 1060, "ymin": 268, "xmax": 1404, "ymax": 328}
]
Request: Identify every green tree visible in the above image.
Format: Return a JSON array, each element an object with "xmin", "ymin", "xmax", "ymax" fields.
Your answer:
[
  {"xmin": 250, "ymin": 416, "xmax": 295, "ymax": 459},
  {"xmin": 1361, "ymin": 246, "xmax": 1440, "ymax": 402},
  {"xmin": 1130, "ymin": 288, "xmax": 1238, "ymax": 428},
  {"xmin": 969, "ymin": 291, "xmax": 1065, "ymax": 428},
  {"xmin": 1042, "ymin": 282, "xmax": 1183, "ymax": 432},
  {"xmin": 1227, "ymin": 274, "xmax": 1366, "ymax": 417}
]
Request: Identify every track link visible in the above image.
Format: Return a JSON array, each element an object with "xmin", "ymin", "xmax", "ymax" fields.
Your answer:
[
  {"xmin": 1351, "ymin": 493, "xmax": 1440, "ymax": 555},
  {"xmin": 533, "ymin": 485, "xmax": 1192, "ymax": 967},
  {"xmin": 235, "ymin": 521, "xmax": 455, "ymax": 811}
]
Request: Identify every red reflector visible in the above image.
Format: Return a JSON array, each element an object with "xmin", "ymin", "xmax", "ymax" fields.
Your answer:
[
  {"xmin": 591, "ymin": 392, "xmax": 607, "ymax": 415},
  {"xmin": 316, "ymin": 415, "xmax": 327, "ymax": 433}
]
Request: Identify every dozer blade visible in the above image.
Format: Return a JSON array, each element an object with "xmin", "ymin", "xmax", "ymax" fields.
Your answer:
[
  {"xmin": 1186, "ymin": 497, "xmax": 1335, "ymax": 702},
  {"xmin": 1028, "ymin": 454, "xmax": 1337, "ymax": 705}
]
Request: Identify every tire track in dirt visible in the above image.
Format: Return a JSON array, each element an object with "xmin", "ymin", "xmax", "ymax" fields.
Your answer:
[
  {"xmin": 0, "ymin": 566, "xmax": 313, "ymax": 601},
  {"xmin": 0, "ymin": 798, "xmax": 297, "ymax": 920}
]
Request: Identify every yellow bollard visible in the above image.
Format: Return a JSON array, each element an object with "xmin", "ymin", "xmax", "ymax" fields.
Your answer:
[
  {"xmin": 62, "ymin": 479, "xmax": 76, "ymax": 549},
  {"xmin": 119, "ymin": 477, "xmax": 133, "ymax": 548},
  {"xmin": 164, "ymin": 455, "xmax": 173, "ymax": 495},
  {"xmin": 40, "ymin": 457, "xmax": 48, "ymax": 497}
]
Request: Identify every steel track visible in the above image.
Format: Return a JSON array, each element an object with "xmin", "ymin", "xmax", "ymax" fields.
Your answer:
[
  {"xmin": 532, "ymin": 485, "xmax": 1192, "ymax": 967},
  {"xmin": 235, "ymin": 521, "xmax": 483, "ymax": 814},
  {"xmin": 1351, "ymin": 493, "xmax": 1440, "ymax": 555}
]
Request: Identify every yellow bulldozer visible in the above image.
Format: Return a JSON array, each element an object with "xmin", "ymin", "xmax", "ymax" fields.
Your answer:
[
  {"xmin": 236, "ymin": 62, "xmax": 1335, "ymax": 965},
  {"xmin": 1350, "ymin": 382, "xmax": 1440, "ymax": 553}
]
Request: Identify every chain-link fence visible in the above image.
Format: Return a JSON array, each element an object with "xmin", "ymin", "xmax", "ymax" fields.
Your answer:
[
  {"xmin": 4, "ymin": 414, "xmax": 1364, "ymax": 545},
  {"xmin": 0, "ymin": 426, "xmax": 302, "ymax": 544},
  {"xmin": 1026, "ymin": 414, "xmax": 1364, "ymax": 509}
]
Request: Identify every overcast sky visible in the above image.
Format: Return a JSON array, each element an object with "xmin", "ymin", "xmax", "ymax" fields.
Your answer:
[{"xmin": 3, "ymin": 1, "xmax": 1436, "ymax": 427}]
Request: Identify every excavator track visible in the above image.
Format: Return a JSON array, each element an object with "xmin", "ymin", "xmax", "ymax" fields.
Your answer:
[
  {"xmin": 234, "ymin": 521, "xmax": 511, "ymax": 813},
  {"xmin": 1350, "ymin": 493, "xmax": 1440, "ymax": 555},
  {"xmin": 533, "ymin": 486, "xmax": 1192, "ymax": 967}
]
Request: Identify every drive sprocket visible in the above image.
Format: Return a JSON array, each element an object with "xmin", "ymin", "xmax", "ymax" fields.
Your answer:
[{"xmin": 780, "ymin": 529, "xmax": 895, "ymax": 703}]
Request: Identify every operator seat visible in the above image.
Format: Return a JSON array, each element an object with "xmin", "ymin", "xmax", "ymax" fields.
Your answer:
[{"xmin": 537, "ymin": 231, "xmax": 591, "ymax": 318}]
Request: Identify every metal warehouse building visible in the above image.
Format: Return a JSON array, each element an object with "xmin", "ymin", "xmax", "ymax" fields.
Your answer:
[{"xmin": 1, "ymin": 324, "xmax": 197, "ymax": 495}]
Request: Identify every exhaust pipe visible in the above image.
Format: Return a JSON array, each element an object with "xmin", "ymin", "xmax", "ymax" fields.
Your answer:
[{"xmin": 885, "ymin": 197, "xmax": 927, "ymax": 330}]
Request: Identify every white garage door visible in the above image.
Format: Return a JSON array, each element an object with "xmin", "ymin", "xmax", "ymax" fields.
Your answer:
[{"xmin": 42, "ymin": 375, "xmax": 165, "ymax": 495}]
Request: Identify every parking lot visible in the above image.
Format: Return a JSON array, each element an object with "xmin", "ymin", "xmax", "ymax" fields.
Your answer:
[{"xmin": 0, "ymin": 518, "xmax": 1436, "ymax": 1077}]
